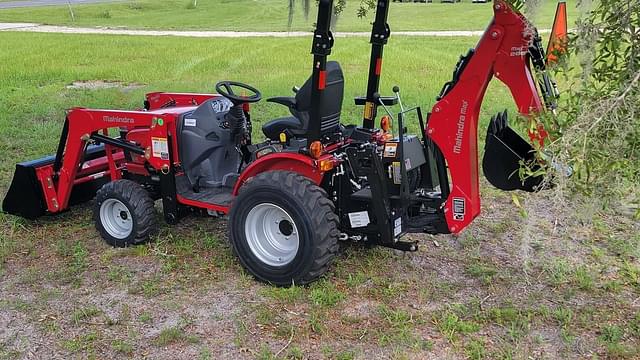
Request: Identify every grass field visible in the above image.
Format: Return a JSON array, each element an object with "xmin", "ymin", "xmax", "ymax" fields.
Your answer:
[
  {"xmin": 0, "ymin": 0, "xmax": 577, "ymax": 32},
  {"xmin": 0, "ymin": 31, "xmax": 518, "ymax": 177},
  {"xmin": 1, "ymin": 31, "xmax": 639, "ymax": 360}
]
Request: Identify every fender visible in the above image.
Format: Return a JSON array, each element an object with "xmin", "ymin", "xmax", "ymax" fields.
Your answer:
[{"xmin": 232, "ymin": 152, "xmax": 325, "ymax": 196}]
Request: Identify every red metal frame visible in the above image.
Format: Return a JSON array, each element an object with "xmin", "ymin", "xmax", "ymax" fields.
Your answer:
[
  {"xmin": 426, "ymin": 0, "xmax": 546, "ymax": 233},
  {"xmin": 144, "ymin": 92, "xmax": 222, "ymax": 110},
  {"xmin": 36, "ymin": 91, "xmax": 325, "ymax": 216},
  {"xmin": 45, "ymin": 107, "xmax": 176, "ymax": 212},
  {"xmin": 232, "ymin": 152, "xmax": 326, "ymax": 196},
  {"xmin": 176, "ymin": 195, "xmax": 231, "ymax": 214}
]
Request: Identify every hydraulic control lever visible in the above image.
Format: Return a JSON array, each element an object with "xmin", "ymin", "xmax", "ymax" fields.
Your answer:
[{"xmin": 392, "ymin": 86, "xmax": 404, "ymax": 112}]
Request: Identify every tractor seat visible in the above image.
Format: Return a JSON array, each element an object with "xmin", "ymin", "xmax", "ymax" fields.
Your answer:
[{"xmin": 262, "ymin": 61, "xmax": 344, "ymax": 141}]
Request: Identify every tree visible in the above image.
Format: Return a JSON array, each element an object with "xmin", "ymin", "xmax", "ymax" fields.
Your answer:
[
  {"xmin": 548, "ymin": 0, "xmax": 639, "ymax": 209},
  {"xmin": 287, "ymin": 0, "xmax": 375, "ymax": 27}
]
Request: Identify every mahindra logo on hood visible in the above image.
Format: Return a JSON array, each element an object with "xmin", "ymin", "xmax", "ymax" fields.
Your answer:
[{"xmin": 103, "ymin": 116, "xmax": 135, "ymax": 124}]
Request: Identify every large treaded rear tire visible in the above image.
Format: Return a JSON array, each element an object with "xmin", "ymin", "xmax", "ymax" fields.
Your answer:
[
  {"xmin": 94, "ymin": 179, "xmax": 157, "ymax": 248},
  {"xmin": 229, "ymin": 171, "xmax": 340, "ymax": 286}
]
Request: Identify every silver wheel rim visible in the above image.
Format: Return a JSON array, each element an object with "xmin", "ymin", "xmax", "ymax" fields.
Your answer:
[
  {"xmin": 100, "ymin": 199, "xmax": 133, "ymax": 239},
  {"xmin": 245, "ymin": 203, "xmax": 300, "ymax": 267}
]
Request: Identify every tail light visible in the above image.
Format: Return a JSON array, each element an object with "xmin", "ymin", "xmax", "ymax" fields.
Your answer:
[
  {"xmin": 380, "ymin": 115, "xmax": 392, "ymax": 133},
  {"xmin": 309, "ymin": 141, "xmax": 324, "ymax": 159}
]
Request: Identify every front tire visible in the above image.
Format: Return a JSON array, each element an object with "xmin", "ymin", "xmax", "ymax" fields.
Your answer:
[
  {"xmin": 229, "ymin": 171, "xmax": 339, "ymax": 286},
  {"xmin": 94, "ymin": 180, "xmax": 157, "ymax": 248}
]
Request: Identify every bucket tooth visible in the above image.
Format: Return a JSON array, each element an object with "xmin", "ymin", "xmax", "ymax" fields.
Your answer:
[{"xmin": 482, "ymin": 111, "xmax": 544, "ymax": 192}]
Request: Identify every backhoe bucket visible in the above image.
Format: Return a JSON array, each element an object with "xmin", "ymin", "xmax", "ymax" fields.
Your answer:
[{"xmin": 482, "ymin": 111, "xmax": 543, "ymax": 192}]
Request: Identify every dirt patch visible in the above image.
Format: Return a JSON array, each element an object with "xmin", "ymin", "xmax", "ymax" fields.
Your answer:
[
  {"xmin": 66, "ymin": 80, "xmax": 145, "ymax": 91},
  {"xmin": 1, "ymin": 184, "xmax": 639, "ymax": 358}
]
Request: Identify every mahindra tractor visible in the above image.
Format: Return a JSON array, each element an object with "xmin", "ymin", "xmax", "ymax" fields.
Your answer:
[{"xmin": 2, "ymin": 0, "xmax": 568, "ymax": 285}]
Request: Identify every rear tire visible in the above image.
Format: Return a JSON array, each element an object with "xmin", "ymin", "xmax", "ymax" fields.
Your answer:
[
  {"xmin": 94, "ymin": 180, "xmax": 157, "ymax": 248},
  {"xmin": 229, "ymin": 171, "xmax": 339, "ymax": 286}
]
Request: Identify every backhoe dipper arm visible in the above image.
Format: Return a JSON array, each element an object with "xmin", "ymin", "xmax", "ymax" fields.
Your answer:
[{"xmin": 426, "ymin": 0, "xmax": 545, "ymax": 233}]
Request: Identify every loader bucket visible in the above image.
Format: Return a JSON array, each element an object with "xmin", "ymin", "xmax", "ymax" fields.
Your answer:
[
  {"xmin": 2, "ymin": 158, "xmax": 51, "ymax": 220},
  {"xmin": 482, "ymin": 111, "xmax": 543, "ymax": 192},
  {"xmin": 2, "ymin": 145, "xmax": 109, "ymax": 220}
]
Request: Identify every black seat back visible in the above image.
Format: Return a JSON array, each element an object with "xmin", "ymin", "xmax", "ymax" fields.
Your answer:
[{"xmin": 293, "ymin": 61, "xmax": 344, "ymax": 136}]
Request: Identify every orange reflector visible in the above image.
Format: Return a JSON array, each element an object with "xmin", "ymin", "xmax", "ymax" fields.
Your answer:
[
  {"xmin": 319, "ymin": 159, "xmax": 335, "ymax": 172},
  {"xmin": 380, "ymin": 115, "xmax": 392, "ymax": 133},
  {"xmin": 546, "ymin": 2, "xmax": 568, "ymax": 66},
  {"xmin": 309, "ymin": 141, "xmax": 324, "ymax": 159},
  {"xmin": 241, "ymin": 90, "xmax": 250, "ymax": 112}
]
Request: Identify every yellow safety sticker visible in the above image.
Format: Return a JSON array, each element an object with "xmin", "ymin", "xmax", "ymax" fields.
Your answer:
[
  {"xmin": 364, "ymin": 101, "xmax": 375, "ymax": 120},
  {"xmin": 151, "ymin": 137, "xmax": 169, "ymax": 160}
]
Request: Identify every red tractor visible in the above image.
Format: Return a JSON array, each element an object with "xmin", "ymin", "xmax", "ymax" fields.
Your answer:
[{"xmin": 2, "ymin": 0, "xmax": 567, "ymax": 285}]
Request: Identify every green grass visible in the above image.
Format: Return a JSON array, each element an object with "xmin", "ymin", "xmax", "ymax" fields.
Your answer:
[
  {"xmin": 1, "ymin": 20, "xmax": 637, "ymax": 360},
  {"xmin": 154, "ymin": 325, "xmax": 199, "ymax": 346},
  {"xmin": 0, "ymin": 0, "xmax": 577, "ymax": 32},
  {"xmin": 376, "ymin": 304, "xmax": 432, "ymax": 349},
  {"xmin": 0, "ymin": 31, "xmax": 518, "ymax": 184},
  {"xmin": 71, "ymin": 305, "xmax": 102, "ymax": 325},
  {"xmin": 434, "ymin": 308, "xmax": 481, "ymax": 342},
  {"xmin": 309, "ymin": 280, "xmax": 346, "ymax": 307}
]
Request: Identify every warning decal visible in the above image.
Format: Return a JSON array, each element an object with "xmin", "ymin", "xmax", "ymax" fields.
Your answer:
[
  {"xmin": 151, "ymin": 137, "xmax": 169, "ymax": 160},
  {"xmin": 394, "ymin": 217, "xmax": 402, "ymax": 237},
  {"xmin": 452, "ymin": 197, "xmax": 465, "ymax": 221},
  {"xmin": 348, "ymin": 211, "xmax": 370, "ymax": 228},
  {"xmin": 383, "ymin": 142, "xmax": 398, "ymax": 158}
]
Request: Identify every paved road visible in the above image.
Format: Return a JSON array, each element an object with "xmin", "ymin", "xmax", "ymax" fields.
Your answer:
[
  {"xmin": 0, "ymin": 22, "xmax": 551, "ymax": 37},
  {"xmin": 0, "ymin": 0, "xmax": 120, "ymax": 9}
]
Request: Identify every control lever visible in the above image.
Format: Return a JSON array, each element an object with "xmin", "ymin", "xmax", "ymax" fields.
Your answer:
[
  {"xmin": 393, "ymin": 86, "xmax": 405, "ymax": 113},
  {"xmin": 292, "ymin": 86, "xmax": 300, "ymax": 93},
  {"xmin": 373, "ymin": 86, "xmax": 403, "ymax": 121},
  {"xmin": 374, "ymin": 92, "xmax": 394, "ymax": 121}
]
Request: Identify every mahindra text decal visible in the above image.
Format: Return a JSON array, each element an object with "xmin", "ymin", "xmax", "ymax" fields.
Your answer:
[
  {"xmin": 510, "ymin": 46, "xmax": 528, "ymax": 57},
  {"xmin": 103, "ymin": 116, "xmax": 135, "ymax": 124},
  {"xmin": 453, "ymin": 100, "xmax": 468, "ymax": 155}
]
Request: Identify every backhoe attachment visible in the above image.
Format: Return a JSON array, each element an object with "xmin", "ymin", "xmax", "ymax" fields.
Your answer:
[{"xmin": 425, "ymin": 0, "xmax": 566, "ymax": 233}]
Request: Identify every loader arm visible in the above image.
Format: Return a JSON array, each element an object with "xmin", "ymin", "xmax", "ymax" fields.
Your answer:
[
  {"xmin": 30, "ymin": 109, "xmax": 174, "ymax": 215},
  {"xmin": 426, "ymin": 0, "xmax": 549, "ymax": 233}
]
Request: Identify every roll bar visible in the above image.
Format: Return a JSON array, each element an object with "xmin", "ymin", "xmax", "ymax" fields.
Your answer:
[{"xmin": 308, "ymin": 0, "xmax": 335, "ymax": 142}]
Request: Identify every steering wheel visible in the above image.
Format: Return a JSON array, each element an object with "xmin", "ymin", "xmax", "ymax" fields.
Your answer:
[{"xmin": 215, "ymin": 81, "xmax": 262, "ymax": 105}]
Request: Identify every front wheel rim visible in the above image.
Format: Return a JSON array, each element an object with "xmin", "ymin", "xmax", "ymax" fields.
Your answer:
[
  {"xmin": 100, "ymin": 198, "xmax": 133, "ymax": 239},
  {"xmin": 244, "ymin": 203, "xmax": 300, "ymax": 267}
]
